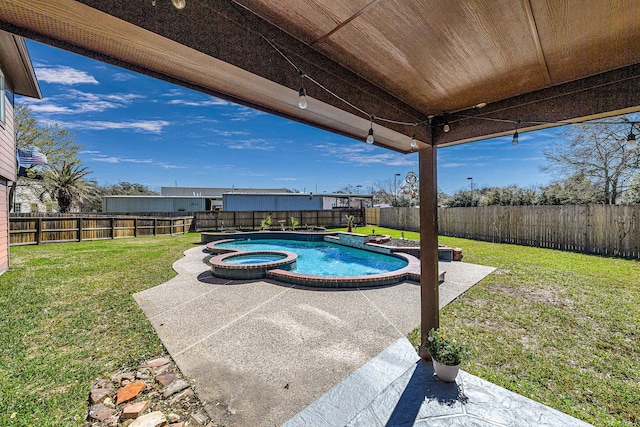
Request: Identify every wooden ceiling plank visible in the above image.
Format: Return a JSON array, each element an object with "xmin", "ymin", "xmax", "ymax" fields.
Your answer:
[
  {"xmin": 532, "ymin": 0, "xmax": 640, "ymax": 83},
  {"xmin": 432, "ymin": 62, "xmax": 640, "ymax": 146},
  {"xmin": 521, "ymin": 0, "xmax": 552, "ymax": 85}
]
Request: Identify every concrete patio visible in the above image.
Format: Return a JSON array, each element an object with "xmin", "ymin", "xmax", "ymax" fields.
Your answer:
[{"xmin": 133, "ymin": 245, "xmax": 592, "ymax": 426}]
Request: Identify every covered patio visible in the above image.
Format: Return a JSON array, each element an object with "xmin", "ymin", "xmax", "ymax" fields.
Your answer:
[
  {"xmin": 2, "ymin": 0, "xmax": 640, "ymax": 336},
  {"xmin": 2, "ymin": 1, "xmax": 639, "ymax": 425}
]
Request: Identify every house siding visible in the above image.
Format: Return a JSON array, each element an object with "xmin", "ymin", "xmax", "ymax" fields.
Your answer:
[
  {"xmin": 0, "ymin": 180, "xmax": 7, "ymax": 274},
  {"xmin": 0, "ymin": 88, "xmax": 15, "ymax": 181},
  {"xmin": 0, "ymin": 78, "xmax": 16, "ymax": 274}
]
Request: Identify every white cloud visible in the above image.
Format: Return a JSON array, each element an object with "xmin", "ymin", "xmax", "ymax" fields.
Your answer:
[
  {"xmin": 112, "ymin": 72, "xmax": 136, "ymax": 82},
  {"xmin": 224, "ymin": 106, "xmax": 266, "ymax": 121},
  {"xmin": 58, "ymin": 119, "xmax": 170, "ymax": 133},
  {"xmin": 275, "ymin": 177, "xmax": 299, "ymax": 181},
  {"xmin": 314, "ymin": 141, "xmax": 414, "ymax": 167},
  {"xmin": 89, "ymin": 153, "xmax": 184, "ymax": 169},
  {"xmin": 19, "ymin": 90, "xmax": 143, "ymax": 115},
  {"xmin": 209, "ymin": 129, "xmax": 250, "ymax": 137},
  {"xmin": 168, "ymin": 97, "xmax": 228, "ymax": 107},
  {"xmin": 228, "ymin": 138, "xmax": 277, "ymax": 151},
  {"xmin": 35, "ymin": 65, "xmax": 99, "ymax": 85}
]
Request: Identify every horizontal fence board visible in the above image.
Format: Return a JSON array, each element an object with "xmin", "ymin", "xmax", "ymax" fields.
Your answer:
[
  {"xmin": 9, "ymin": 215, "xmax": 193, "ymax": 246},
  {"xmin": 368, "ymin": 205, "xmax": 640, "ymax": 259},
  {"xmin": 192, "ymin": 209, "xmax": 364, "ymax": 231}
]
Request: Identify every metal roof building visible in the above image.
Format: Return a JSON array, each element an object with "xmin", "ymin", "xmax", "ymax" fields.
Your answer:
[{"xmin": 223, "ymin": 193, "xmax": 373, "ymax": 211}]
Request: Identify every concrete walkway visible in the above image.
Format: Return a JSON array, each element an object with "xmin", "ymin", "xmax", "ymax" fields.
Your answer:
[{"xmin": 133, "ymin": 245, "xmax": 588, "ymax": 426}]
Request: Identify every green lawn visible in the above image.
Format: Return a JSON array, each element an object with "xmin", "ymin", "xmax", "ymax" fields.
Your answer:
[
  {"xmin": 337, "ymin": 226, "xmax": 640, "ymax": 426},
  {"xmin": 0, "ymin": 234, "xmax": 201, "ymax": 426},
  {"xmin": 2, "ymin": 230, "xmax": 639, "ymax": 426}
]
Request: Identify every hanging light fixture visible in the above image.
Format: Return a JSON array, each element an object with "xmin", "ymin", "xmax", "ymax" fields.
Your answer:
[
  {"xmin": 627, "ymin": 126, "xmax": 637, "ymax": 142},
  {"xmin": 297, "ymin": 71, "xmax": 308, "ymax": 109},
  {"xmin": 512, "ymin": 120, "xmax": 520, "ymax": 146},
  {"xmin": 366, "ymin": 116, "xmax": 375, "ymax": 144},
  {"xmin": 443, "ymin": 115, "xmax": 450, "ymax": 133},
  {"xmin": 410, "ymin": 133, "xmax": 418, "ymax": 149},
  {"xmin": 171, "ymin": 0, "xmax": 186, "ymax": 9}
]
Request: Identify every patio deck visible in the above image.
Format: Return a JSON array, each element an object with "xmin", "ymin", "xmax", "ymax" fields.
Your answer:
[{"xmin": 133, "ymin": 245, "xmax": 591, "ymax": 426}]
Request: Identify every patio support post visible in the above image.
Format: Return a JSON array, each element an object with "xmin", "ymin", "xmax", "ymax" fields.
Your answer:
[{"xmin": 419, "ymin": 140, "xmax": 439, "ymax": 343}]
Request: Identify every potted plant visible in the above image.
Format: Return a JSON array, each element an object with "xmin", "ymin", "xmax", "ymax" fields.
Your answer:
[
  {"xmin": 345, "ymin": 215, "xmax": 355, "ymax": 232},
  {"xmin": 260, "ymin": 215, "xmax": 272, "ymax": 231},
  {"xmin": 420, "ymin": 328, "xmax": 470, "ymax": 382}
]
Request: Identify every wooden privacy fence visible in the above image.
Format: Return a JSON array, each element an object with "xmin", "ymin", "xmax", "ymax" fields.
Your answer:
[
  {"xmin": 366, "ymin": 205, "xmax": 640, "ymax": 259},
  {"xmin": 193, "ymin": 209, "xmax": 363, "ymax": 231},
  {"xmin": 9, "ymin": 215, "xmax": 193, "ymax": 246}
]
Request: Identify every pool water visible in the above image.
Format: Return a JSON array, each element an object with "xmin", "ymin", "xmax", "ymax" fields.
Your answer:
[
  {"xmin": 224, "ymin": 253, "xmax": 287, "ymax": 265},
  {"xmin": 216, "ymin": 239, "xmax": 407, "ymax": 276}
]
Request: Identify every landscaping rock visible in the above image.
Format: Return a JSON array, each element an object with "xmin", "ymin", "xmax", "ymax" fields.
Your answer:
[
  {"xmin": 162, "ymin": 380, "xmax": 189, "ymax": 398},
  {"xmin": 112, "ymin": 373, "xmax": 135, "ymax": 384},
  {"xmin": 169, "ymin": 388, "xmax": 194, "ymax": 406},
  {"xmin": 155, "ymin": 372, "xmax": 175, "ymax": 386},
  {"xmin": 146, "ymin": 357, "xmax": 171, "ymax": 368},
  {"xmin": 90, "ymin": 387, "xmax": 113, "ymax": 404},
  {"xmin": 121, "ymin": 400, "xmax": 151, "ymax": 419},
  {"xmin": 89, "ymin": 403, "xmax": 116, "ymax": 421},
  {"xmin": 129, "ymin": 411, "xmax": 165, "ymax": 427},
  {"xmin": 86, "ymin": 355, "xmax": 209, "ymax": 427},
  {"xmin": 116, "ymin": 381, "xmax": 146, "ymax": 405}
]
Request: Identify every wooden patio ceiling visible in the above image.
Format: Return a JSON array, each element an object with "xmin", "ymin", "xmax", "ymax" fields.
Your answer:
[{"xmin": 1, "ymin": 0, "xmax": 640, "ymax": 152}]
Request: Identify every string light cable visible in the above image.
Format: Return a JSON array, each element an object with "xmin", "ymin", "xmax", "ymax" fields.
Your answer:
[{"xmin": 176, "ymin": 1, "xmax": 640, "ymax": 145}]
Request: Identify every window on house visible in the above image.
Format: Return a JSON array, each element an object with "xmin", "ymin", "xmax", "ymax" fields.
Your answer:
[{"xmin": 14, "ymin": 203, "xmax": 22, "ymax": 213}]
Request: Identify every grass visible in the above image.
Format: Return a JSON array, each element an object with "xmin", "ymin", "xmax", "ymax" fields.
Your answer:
[
  {"xmin": 3, "ymin": 229, "xmax": 639, "ymax": 426},
  {"xmin": 0, "ymin": 233, "xmax": 201, "ymax": 426},
  {"xmin": 336, "ymin": 226, "xmax": 640, "ymax": 426}
]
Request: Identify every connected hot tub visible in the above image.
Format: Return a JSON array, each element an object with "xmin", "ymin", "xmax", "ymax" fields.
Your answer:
[{"xmin": 209, "ymin": 250, "xmax": 297, "ymax": 280}]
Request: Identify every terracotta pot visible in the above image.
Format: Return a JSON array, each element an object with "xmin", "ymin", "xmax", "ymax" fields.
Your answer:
[{"xmin": 432, "ymin": 359, "xmax": 460, "ymax": 382}]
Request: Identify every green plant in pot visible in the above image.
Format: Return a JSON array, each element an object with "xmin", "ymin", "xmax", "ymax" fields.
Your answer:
[
  {"xmin": 261, "ymin": 215, "xmax": 272, "ymax": 230},
  {"xmin": 421, "ymin": 328, "xmax": 470, "ymax": 382},
  {"xmin": 346, "ymin": 215, "xmax": 355, "ymax": 232}
]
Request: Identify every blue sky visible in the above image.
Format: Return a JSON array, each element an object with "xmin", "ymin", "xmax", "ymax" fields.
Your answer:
[{"xmin": 17, "ymin": 40, "xmax": 561, "ymax": 195}]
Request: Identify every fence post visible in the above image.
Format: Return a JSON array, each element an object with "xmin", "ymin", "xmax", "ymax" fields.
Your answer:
[
  {"xmin": 153, "ymin": 218, "xmax": 157, "ymax": 236},
  {"xmin": 78, "ymin": 217, "xmax": 83, "ymax": 242},
  {"xmin": 134, "ymin": 218, "xmax": 138, "ymax": 237},
  {"xmin": 111, "ymin": 218, "xmax": 115, "ymax": 240},
  {"xmin": 36, "ymin": 217, "xmax": 41, "ymax": 245}
]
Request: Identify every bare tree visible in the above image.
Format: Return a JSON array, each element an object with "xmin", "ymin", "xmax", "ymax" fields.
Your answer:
[{"xmin": 543, "ymin": 118, "xmax": 640, "ymax": 204}]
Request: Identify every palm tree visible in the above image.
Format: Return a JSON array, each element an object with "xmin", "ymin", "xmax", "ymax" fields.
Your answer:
[{"xmin": 43, "ymin": 162, "xmax": 96, "ymax": 213}]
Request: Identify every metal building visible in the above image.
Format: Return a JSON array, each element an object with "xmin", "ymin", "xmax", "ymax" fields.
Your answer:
[
  {"xmin": 161, "ymin": 187, "xmax": 292, "ymax": 210},
  {"xmin": 102, "ymin": 196, "xmax": 206, "ymax": 213},
  {"xmin": 223, "ymin": 193, "xmax": 373, "ymax": 211}
]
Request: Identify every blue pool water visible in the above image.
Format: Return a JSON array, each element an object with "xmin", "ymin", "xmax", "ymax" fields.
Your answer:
[
  {"xmin": 224, "ymin": 253, "xmax": 287, "ymax": 265},
  {"xmin": 216, "ymin": 239, "xmax": 407, "ymax": 276}
]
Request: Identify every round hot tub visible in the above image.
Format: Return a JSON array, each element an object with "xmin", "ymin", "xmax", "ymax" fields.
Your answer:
[{"xmin": 209, "ymin": 250, "xmax": 297, "ymax": 279}]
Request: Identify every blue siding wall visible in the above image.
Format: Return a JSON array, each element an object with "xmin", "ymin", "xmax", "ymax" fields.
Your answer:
[{"xmin": 223, "ymin": 194, "xmax": 324, "ymax": 211}]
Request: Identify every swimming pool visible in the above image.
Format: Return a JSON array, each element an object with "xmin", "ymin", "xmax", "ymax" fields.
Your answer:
[{"xmin": 215, "ymin": 239, "xmax": 408, "ymax": 276}]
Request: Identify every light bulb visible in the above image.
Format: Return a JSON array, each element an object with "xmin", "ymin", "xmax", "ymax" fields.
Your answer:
[
  {"xmin": 512, "ymin": 130, "xmax": 519, "ymax": 146},
  {"xmin": 298, "ymin": 87, "xmax": 307, "ymax": 109},
  {"xmin": 172, "ymin": 0, "xmax": 186, "ymax": 9},
  {"xmin": 410, "ymin": 134, "xmax": 417, "ymax": 149},
  {"xmin": 443, "ymin": 123, "xmax": 450, "ymax": 133},
  {"xmin": 366, "ymin": 127, "xmax": 374, "ymax": 144}
]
